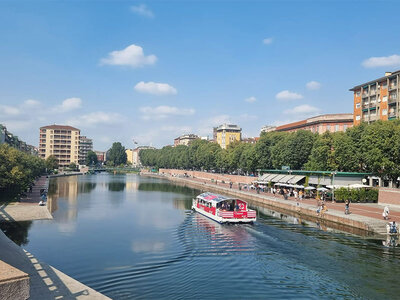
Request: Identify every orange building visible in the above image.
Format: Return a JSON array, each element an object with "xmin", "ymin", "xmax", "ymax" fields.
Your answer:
[
  {"xmin": 275, "ymin": 114, "xmax": 353, "ymax": 134},
  {"xmin": 350, "ymin": 71, "xmax": 399, "ymax": 125}
]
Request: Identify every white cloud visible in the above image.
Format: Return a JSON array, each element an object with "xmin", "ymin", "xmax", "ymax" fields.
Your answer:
[
  {"xmin": 276, "ymin": 90, "xmax": 303, "ymax": 101},
  {"xmin": 100, "ymin": 44, "xmax": 157, "ymax": 68},
  {"xmin": 284, "ymin": 104, "xmax": 320, "ymax": 115},
  {"xmin": 130, "ymin": 4, "xmax": 154, "ymax": 18},
  {"xmin": 362, "ymin": 54, "xmax": 400, "ymax": 68},
  {"xmin": 140, "ymin": 106, "xmax": 195, "ymax": 120},
  {"xmin": 306, "ymin": 81, "xmax": 321, "ymax": 90},
  {"xmin": 0, "ymin": 105, "xmax": 20, "ymax": 116},
  {"xmin": 134, "ymin": 81, "xmax": 177, "ymax": 95},
  {"xmin": 263, "ymin": 37, "xmax": 273, "ymax": 45},
  {"xmin": 244, "ymin": 96, "xmax": 256, "ymax": 103},
  {"xmin": 68, "ymin": 111, "xmax": 125, "ymax": 127},
  {"xmin": 24, "ymin": 99, "xmax": 41, "ymax": 108},
  {"xmin": 57, "ymin": 97, "xmax": 82, "ymax": 112}
]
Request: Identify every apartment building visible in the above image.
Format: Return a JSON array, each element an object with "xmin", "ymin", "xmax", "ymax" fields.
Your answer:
[
  {"xmin": 1, "ymin": 124, "xmax": 38, "ymax": 155},
  {"xmin": 79, "ymin": 136, "xmax": 93, "ymax": 164},
  {"xmin": 275, "ymin": 114, "xmax": 353, "ymax": 134},
  {"xmin": 350, "ymin": 70, "xmax": 400, "ymax": 125},
  {"xmin": 260, "ymin": 125, "xmax": 277, "ymax": 134},
  {"xmin": 174, "ymin": 134, "xmax": 199, "ymax": 146},
  {"xmin": 39, "ymin": 125, "xmax": 80, "ymax": 169},
  {"xmin": 94, "ymin": 150, "xmax": 106, "ymax": 163},
  {"xmin": 126, "ymin": 149, "xmax": 133, "ymax": 164},
  {"xmin": 216, "ymin": 124, "xmax": 242, "ymax": 149},
  {"xmin": 132, "ymin": 146, "xmax": 156, "ymax": 167}
]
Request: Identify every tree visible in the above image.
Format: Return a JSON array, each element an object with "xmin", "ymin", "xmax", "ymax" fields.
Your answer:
[
  {"xmin": 45, "ymin": 155, "xmax": 59, "ymax": 171},
  {"xmin": 107, "ymin": 142, "xmax": 127, "ymax": 166},
  {"xmin": 305, "ymin": 132, "xmax": 336, "ymax": 171},
  {"xmin": 68, "ymin": 162, "xmax": 78, "ymax": 171},
  {"xmin": 85, "ymin": 150, "xmax": 98, "ymax": 166}
]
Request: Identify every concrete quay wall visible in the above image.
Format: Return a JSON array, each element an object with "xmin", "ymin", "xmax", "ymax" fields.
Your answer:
[
  {"xmin": 145, "ymin": 173, "xmax": 386, "ymax": 236},
  {"xmin": 159, "ymin": 168, "xmax": 255, "ymax": 184}
]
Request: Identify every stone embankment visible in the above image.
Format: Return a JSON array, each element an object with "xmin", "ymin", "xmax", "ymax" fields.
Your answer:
[
  {"xmin": 143, "ymin": 171, "xmax": 391, "ymax": 237},
  {"xmin": 0, "ymin": 175, "xmax": 110, "ymax": 300}
]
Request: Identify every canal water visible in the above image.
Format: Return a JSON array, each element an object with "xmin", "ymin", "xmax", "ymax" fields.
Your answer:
[{"xmin": 2, "ymin": 174, "xmax": 400, "ymax": 299}]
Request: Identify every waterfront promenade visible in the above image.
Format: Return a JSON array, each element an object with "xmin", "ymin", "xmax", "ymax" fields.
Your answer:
[
  {"xmin": 144, "ymin": 172, "xmax": 397, "ymax": 236},
  {"xmin": 0, "ymin": 175, "xmax": 111, "ymax": 300}
]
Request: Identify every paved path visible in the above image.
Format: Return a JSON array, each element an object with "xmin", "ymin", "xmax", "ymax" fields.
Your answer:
[
  {"xmin": 188, "ymin": 176, "xmax": 400, "ymax": 223},
  {"xmin": 0, "ymin": 176, "xmax": 53, "ymax": 222}
]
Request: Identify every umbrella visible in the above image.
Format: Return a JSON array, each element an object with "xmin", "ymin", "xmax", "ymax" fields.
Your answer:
[
  {"xmin": 317, "ymin": 187, "xmax": 328, "ymax": 192},
  {"xmin": 304, "ymin": 186, "xmax": 316, "ymax": 190},
  {"xmin": 293, "ymin": 185, "xmax": 304, "ymax": 189}
]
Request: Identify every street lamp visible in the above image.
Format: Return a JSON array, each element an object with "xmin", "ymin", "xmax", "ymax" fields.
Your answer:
[{"xmin": 331, "ymin": 171, "xmax": 337, "ymax": 203}]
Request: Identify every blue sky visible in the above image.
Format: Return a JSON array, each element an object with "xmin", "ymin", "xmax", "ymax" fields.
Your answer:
[{"xmin": 1, "ymin": 1, "xmax": 400, "ymax": 150}]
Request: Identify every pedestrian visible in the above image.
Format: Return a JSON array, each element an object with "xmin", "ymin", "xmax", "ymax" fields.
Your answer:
[
  {"xmin": 383, "ymin": 206, "xmax": 390, "ymax": 220},
  {"xmin": 229, "ymin": 182, "xmax": 233, "ymax": 189},
  {"xmin": 344, "ymin": 200, "xmax": 350, "ymax": 215}
]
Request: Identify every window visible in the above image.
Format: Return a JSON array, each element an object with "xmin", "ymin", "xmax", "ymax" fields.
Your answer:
[
  {"xmin": 356, "ymin": 90, "xmax": 361, "ymax": 97},
  {"xmin": 356, "ymin": 103, "xmax": 361, "ymax": 108},
  {"xmin": 343, "ymin": 124, "xmax": 348, "ymax": 131},
  {"xmin": 356, "ymin": 115, "xmax": 361, "ymax": 121},
  {"xmin": 382, "ymin": 96, "xmax": 388, "ymax": 102},
  {"xmin": 335, "ymin": 125, "xmax": 339, "ymax": 132},
  {"xmin": 326, "ymin": 125, "xmax": 331, "ymax": 131}
]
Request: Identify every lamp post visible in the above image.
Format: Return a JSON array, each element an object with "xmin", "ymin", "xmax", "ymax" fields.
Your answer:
[{"xmin": 331, "ymin": 171, "xmax": 337, "ymax": 203}]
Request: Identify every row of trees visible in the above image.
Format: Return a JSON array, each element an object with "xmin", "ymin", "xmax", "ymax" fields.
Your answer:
[
  {"xmin": 140, "ymin": 120, "xmax": 400, "ymax": 180},
  {"xmin": 0, "ymin": 144, "xmax": 46, "ymax": 198}
]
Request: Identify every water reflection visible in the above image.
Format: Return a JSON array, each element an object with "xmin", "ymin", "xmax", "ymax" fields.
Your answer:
[
  {"xmin": 108, "ymin": 181, "xmax": 125, "ymax": 192},
  {"xmin": 0, "ymin": 221, "xmax": 32, "ymax": 246}
]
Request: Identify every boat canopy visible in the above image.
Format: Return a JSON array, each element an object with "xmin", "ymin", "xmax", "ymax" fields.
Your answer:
[{"xmin": 197, "ymin": 192, "xmax": 237, "ymax": 203}]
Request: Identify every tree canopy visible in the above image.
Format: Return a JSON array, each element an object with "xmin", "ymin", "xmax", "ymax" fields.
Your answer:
[
  {"xmin": 107, "ymin": 142, "xmax": 127, "ymax": 166},
  {"xmin": 85, "ymin": 150, "xmax": 98, "ymax": 166},
  {"xmin": 0, "ymin": 144, "xmax": 45, "ymax": 197},
  {"xmin": 140, "ymin": 120, "xmax": 400, "ymax": 180}
]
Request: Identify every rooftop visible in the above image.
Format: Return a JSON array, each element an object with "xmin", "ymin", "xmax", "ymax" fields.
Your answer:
[
  {"xmin": 40, "ymin": 124, "xmax": 80, "ymax": 131},
  {"xmin": 216, "ymin": 123, "xmax": 241, "ymax": 131},
  {"xmin": 350, "ymin": 70, "xmax": 400, "ymax": 91},
  {"xmin": 276, "ymin": 113, "xmax": 353, "ymax": 131}
]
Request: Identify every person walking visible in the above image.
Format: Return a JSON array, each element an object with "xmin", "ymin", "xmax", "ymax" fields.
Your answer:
[
  {"xmin": 383, "ymin": 206, "xmax": 390, "ymax": 220},
  {"xmin": 344, "ymin": 200, "xmax": 350, "ymax": 215}
]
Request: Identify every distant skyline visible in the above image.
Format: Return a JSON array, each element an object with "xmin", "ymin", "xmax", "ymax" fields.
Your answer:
[{"xmin": 1, "ymin": 1, "xmax": 400, "ymax": 150}]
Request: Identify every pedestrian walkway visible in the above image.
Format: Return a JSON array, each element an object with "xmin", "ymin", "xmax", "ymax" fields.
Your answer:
[{"xmin": 155, "ymin": 174, "xmax": 396, "ymax": 235}]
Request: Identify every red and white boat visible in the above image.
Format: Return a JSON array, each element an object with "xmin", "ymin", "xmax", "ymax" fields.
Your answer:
[{"xmin": 192, "ymin": 192, "xmax": 256, "ymax": 223}]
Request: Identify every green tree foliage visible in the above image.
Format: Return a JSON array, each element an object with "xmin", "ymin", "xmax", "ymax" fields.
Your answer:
[
  {"xmin": 107, "ymin": 142, "xmax": 127, "ymax": 166},
  {"xmin": 85, "ymin": 150, "xmax": 98, "ymax": 166},
  {"xmin": 0, "ymin": 144, "xmax": 45, "ymax": 197},
  {"xmin": 139, "ymin": 121, "xmax": 400, "ymax": 180},
  {"xmin": 68, "ymin": 162, "xmax": 78, "ymax": 171},
  {"xmin": 45, "ymin": 155, "xmax": 59, "ymax": 170}
]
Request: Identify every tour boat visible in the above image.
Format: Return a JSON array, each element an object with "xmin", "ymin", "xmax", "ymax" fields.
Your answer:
[{"xmin": 192, "ymin": 192, "xmax": 256, "ymax": 223}]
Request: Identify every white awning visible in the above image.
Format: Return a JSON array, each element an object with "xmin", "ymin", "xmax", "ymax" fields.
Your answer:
[{"xmin": 287, "ymin": 175, "xmax": 305, "ymax": 184}]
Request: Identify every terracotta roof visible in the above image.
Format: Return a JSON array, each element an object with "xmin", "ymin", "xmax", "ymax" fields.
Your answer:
[{"xmin": 40, "ymin": 124, "xmax": 80, "ymax": 131}]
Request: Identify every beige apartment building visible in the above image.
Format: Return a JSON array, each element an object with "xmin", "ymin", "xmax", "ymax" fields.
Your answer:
[
  {"xmin": 174, "ymin": 134, "xmax": 199, "ymax": 146},
  {"xmin": 39, "ymin": 125, "xmax": 80, "ymax": 169}
]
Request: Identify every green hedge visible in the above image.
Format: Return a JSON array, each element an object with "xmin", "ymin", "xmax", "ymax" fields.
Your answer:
[{"xmin": 334, "ymin": 187, "xmax": 378, "ymax": 203}]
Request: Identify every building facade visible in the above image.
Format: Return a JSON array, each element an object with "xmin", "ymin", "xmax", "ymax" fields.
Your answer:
[
  {"xmin": 173, "ymin": 134, "xmax": 199, "ymax": 146},
  {"xmin": 275, "ymin": 114, "xmax": 353, "ymax": 134},
  {"xmin": 94, "ymin": 150, "xmax": 106, "ymax": 163},
  {"xmin": 79, "ymin": 136, "xmax": 93, "ymax": 165},
  {"xmin": 260, "ymin": 125, "xmax": 277, "ymax": 134},
  {"xmin": 1, "ymin": 124, "xmax": 37, "ymax": 155},
  {"xmin": 216, "ymin": 124, "xmax": 242, "ymax": 149},
  {"xmin": 132, "ymin": 146, "xmax": 156, "ymax": 167},
  {"xmin": 126, "ymin": 149, "xmax": 133, "ymax": 164},
  {"xmin": 39, "ymin": 125, "xmax": 80, "ymax": 169},
  {"xmin": 350, "ymin": 71, "xmax": 400, "ymax": 125}
]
